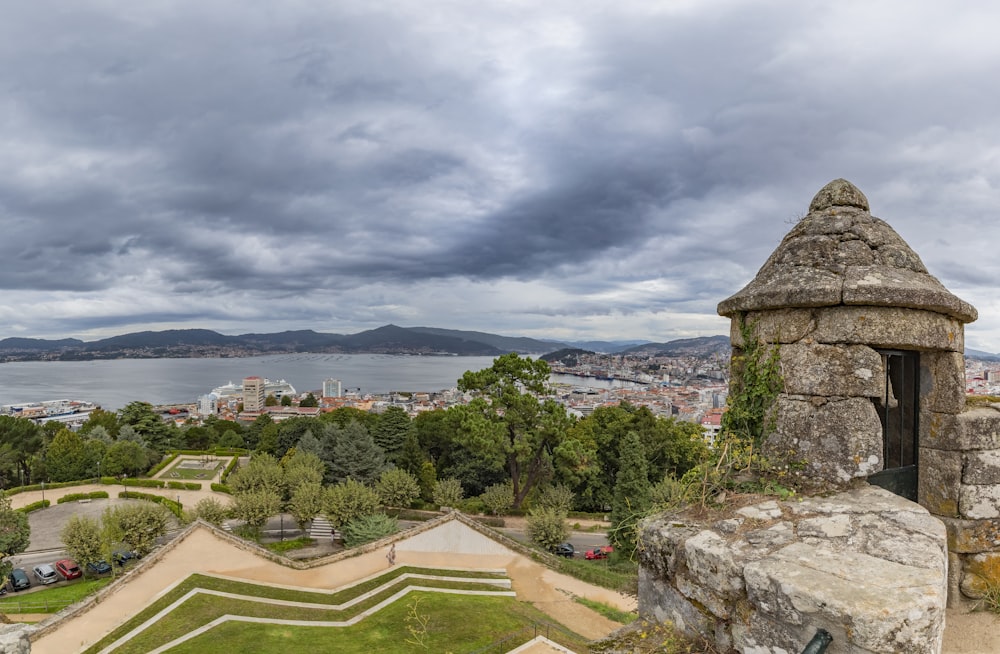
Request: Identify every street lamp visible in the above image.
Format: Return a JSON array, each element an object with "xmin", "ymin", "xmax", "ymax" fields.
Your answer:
[
  {"xmin": 41, "ymin": 481, "xmax": 45, "ymax": 505},
  {"xmin": 97, "ymin": 460, "xmax": 101, "ymax": 483}
]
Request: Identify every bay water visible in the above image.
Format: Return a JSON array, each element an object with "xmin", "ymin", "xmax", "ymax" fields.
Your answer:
[{"xmin": 0, "ymin": 353, "xmax": 624, "ymax": 411}]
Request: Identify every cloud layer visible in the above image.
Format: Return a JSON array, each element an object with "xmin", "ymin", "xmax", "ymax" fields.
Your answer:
[{"xmin": 2, "ymin": 1, "xmax": 999, "ymax": 350}]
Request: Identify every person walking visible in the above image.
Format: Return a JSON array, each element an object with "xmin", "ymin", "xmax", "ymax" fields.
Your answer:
[{"xmin": 386, "ymin": 543, "xmax": 396, "ymax": 566}]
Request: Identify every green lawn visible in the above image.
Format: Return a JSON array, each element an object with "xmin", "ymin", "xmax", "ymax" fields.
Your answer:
[
  {"xmin": 83, "ymin": 567, "xmax": 559, "ymax": 654},
  {"xmin": 162, "ymin": 460, "xmax": 225, "ymax": 480},
  {"xmin": 0, "ymin": 578, "xmax": 112, "ymax": 614},
  {"xmin": 165, "ymin": 593, "xmax": 587, "ymax": 654}
]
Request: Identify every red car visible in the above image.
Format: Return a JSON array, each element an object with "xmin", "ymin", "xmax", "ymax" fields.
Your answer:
[
  {"xmin": 584, "ymin": 546, "xmax": 614, "ymax": 560},
  {"xmin": 54, "ymin": 559, "xmax": 82, "ymax": 580}
]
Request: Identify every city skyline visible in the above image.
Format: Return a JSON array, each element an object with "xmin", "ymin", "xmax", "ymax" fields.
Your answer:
[{"xmin": 2, "ymin": 3, "xmax": 1000, "ymax": 351}]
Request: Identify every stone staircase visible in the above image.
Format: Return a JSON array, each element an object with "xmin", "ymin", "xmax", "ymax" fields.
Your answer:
[{"xmin": 308, "ymin": 516, "xmax": 339, "ymax": 541}]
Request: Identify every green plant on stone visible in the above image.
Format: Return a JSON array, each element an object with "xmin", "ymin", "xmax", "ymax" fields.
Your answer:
[
  {"xmin": 341, "ymin": 513, "xmax": 398, "ymax": 548},
  {"xmin": 683, "ymin": 315, "xmax": 784, "ymax": 508}
]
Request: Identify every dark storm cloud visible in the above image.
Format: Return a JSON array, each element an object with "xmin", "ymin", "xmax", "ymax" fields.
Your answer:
[{"xmin": 0, "ymin": 1, "xmax": 999, "ymax": 346}]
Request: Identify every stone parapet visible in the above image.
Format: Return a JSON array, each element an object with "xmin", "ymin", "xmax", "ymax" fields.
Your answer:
[{"xmin": 638, "ymin": 486, "xmax": 947, "ymax": 654}]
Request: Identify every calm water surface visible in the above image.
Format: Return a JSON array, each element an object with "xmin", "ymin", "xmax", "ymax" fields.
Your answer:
[{"xmin": 0, "ymin": 354, "xmax": 501, "ymax": 410}]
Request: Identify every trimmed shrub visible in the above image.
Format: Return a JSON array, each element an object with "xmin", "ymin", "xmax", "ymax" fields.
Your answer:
[
  {"xmin": 146, "ymin": 452, "xmax": 179, "ymax": 477},
  {"xmin": 220, "ymin": 456, "xmax": 240, "ymax": 483},
  {"xmin": 211, "ymin": 483, "xmax": 232, "ymax": 494},
  {"xmin": 166, "ymin": 481, "xmax": 202, "ymax": 491},
  {"xmin": 4, "ymin": 480, "xmax": 89, "ymax": 497},
  {"xmin": 480, "ymin": 482, "xmax": 514, "ymax": 516},
  {"xmin": 56, "ymin": 491, "xmax": 109, "ymax": 504},
  {"xmin": 16, "ymin": 499, "xmax": 50, "ymax": 513},
  {"xmin": 525, "ymin": 506, "xmax": 569, "ymax": 551},
  {"xmin": 119, "ymin": 491, "xmax": 183, "ymax": 519}
]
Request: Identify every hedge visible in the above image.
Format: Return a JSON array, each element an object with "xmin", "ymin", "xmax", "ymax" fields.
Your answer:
[
  {"xmin": 4, "ymin": 480, "xmax": 90, "ymax": 497},
  {"xmin": 119, "ymin": 491, "xmax": 183, "ymax": 518},
  {"xmin": 146, "ymin": 452, "xmax": 179, "ymax": 477},
  {"xmin": 166, "ymin": 481, "xmax": 201, "ymax": 491},
  {"xmin": 210, "ymin": 483, "xmax": 231, "ymax": 495},
  {"xmin": 16, "ymin": 499, "xmax": 50, "ymax": 513},
  {"xmin": 100, "ymin": 478, "xmax": 165, "ymax": 489},
  {"xmin": 220, "ymin": 456, "xmax": 240, "ymax": 483},
  {"xmin": 56, "ymin": 491, "xmax": 109, "ymax": 504}
]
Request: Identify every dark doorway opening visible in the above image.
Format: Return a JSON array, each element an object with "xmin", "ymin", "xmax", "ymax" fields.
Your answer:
[{"xmin": 868, "ymin": 350, "xmax": 920, "ymax": 501}]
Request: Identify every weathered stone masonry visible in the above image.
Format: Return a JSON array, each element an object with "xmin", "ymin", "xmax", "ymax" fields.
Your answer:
[{"xmin": 639, "ymin": 179, "xmax": 1000, "ymax": 653}]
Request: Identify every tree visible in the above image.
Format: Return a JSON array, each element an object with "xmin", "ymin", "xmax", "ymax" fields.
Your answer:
[
  {"xmin": 417, "ymin": 461, "xmax": 437, "ymax": 502},
  {"xmin": 609, "ymin": 431, "xmax": 652, "ymax": 556},
  {"xmin": 525, "ymin": 507, "xmax": 568, "ymax": 551},
  {"xmin": 283, "ymin": 450, "xmax": 325, "ymax": 497},
  {"xmin": 188, "ymin": 498, "xmax": 229, "ymax": 526},
  {"xmin": 118, "ymin": 401, "xmax": 174, "ymax": 452},
  {"xmin": 61, "ymin": 515, "xmax": 104, "ymax": 575},
  {"xmin": 0, "ymin": 496, "xmax": 29, "ymax": 578},
  {"xmin": 536, "ymin": 484, "xmax": 575, "ymax": 515},
  {"xmin": 457, "ymin": 354, "xmax": 573, "ymax": 508},
  {"xmin": 230, "ymin": 489, "xmax": 281, "ymax": 536},
  {"xmin": 265, "ymin": 394, "xmax": 279, "ymax": 407},
  {"xmin": 299, "ymin": 393, "xmax": 318, "ymax": 408},
  {"xmin": 432, "ymin": 477, "xmax": 464, "ymax": 508},
  {"xmin": 102, "ymin": 503, "xmax": 170, "ymax": 558},
  {"xmin": 325, "ymin": 479, "xmax": 380, "ymax": 528},
  {"xmin": 288, "ymin": 482, "xmax": 326, "ymax": 530},
  {"xmin": 229, "ymin": 453, "xmax": 286, "ymax": 498},
  {"xmin": 296, "ymin": 430, "xmax": 324, "ymax": 458},
  {"xmin": 0, "ymin": 415, "xmax": 44, "ymax": 486},
  {"xmin": 216, "ymin": 429, "xmax": 244, "ymax": 450},
  {"xmin": 79, "ymin": 409, "xmax": 120, "ymax": 439},
  {"xmin": 280, "ymin": 394, "xmax": 293, "ymax": 407},
  {"xmin": 397, "ymin": 430, "xmax": 426, "ymax": 476},
  {"xmin": 372, "ymin": 406, "xmax": 413, "ymax": 464},
  {"xmin": 480, "ymin": 481, "xmax": 514, "ymax": 516},
  {"xmin": 102, "ymin": 441, "xmax": 150, "ymax": 477},
  {"xmin": 375, "ymin": 468, "xmax": 420, "ymax": 508},
  {"xmin": 327, "ymin": 421, "xmax": 385, "ymax": 484},
  {"xmin": 46, "ymin": 429, "xmax": 88, "ymax": 482}
]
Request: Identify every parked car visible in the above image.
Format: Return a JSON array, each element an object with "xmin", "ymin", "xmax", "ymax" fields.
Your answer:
[
  {"xmin": 55, "ymin": 559, "xmax": 82, "ymax": 580},
  {"xmin": 8, "ymin": 568, "xmax": 30, "ymax": 591},
  {"xmin": 32, "ymin": 563, "xmax": 58, "ymax": 585},
  {"xmin": 87, "ymin": 560, "xmax": 112, "ymax": 575},
  {"xmin": 584, "ymin": 545, "xmax": 614, "ymax": 560},
  {"xmin": 552, "ymin": 543, "xmax": 575, "ymax": 558},
  {"xmin": 112, "ymin": 550, "xmax": 135, "ymax": 566}
]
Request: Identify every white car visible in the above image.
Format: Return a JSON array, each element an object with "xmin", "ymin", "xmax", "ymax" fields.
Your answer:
[{"xmin": 32, "ymin": 563, "xmax": 58, "ymax": 585}]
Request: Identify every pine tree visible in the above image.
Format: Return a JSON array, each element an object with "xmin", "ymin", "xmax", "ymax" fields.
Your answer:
[
  {"xmin": 328, "ymin": 421, "xmax": 385, "ymax": 484},
  {"xmin": 372, "ymin": 406, "xmax": 414, "ymax": 464},
  {"xmin": 609, "ymin": 431, "xmax": 651, "ymax": 556}
]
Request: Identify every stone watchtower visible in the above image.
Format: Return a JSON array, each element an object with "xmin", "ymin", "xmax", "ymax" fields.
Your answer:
[
  {"xmin": 638, "ymin": 180, "xmax": 1000, "ymax": 653},
  {"xmin": 718, "ymin": 178, "xmax": 976, "ymax": 501}
]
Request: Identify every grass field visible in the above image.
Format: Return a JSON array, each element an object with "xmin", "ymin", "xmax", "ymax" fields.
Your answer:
[
  {"xmin": 0, "ymin": 578, "xmax": 113, "ymax": 615},
  {"xmin": 83, "ymin": 567, "xmax": 586, "ymax": 654},
  {"xmin": 163, "ymin": 460, "xmax": 225, "ymax": 480}
]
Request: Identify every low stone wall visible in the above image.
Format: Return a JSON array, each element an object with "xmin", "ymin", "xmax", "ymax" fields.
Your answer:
[
  {"xmin": 921, "ymin": 403, "xmax": 1000, "ymax": 605},
  {"xmin": 638, "ymin": 485, "xmax": 948, "ymax": 653}
]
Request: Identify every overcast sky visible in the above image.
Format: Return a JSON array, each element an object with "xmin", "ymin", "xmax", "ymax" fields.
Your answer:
[{"xmin": 2, "ymin": 1, "xmax": 999, "ymax": 350}]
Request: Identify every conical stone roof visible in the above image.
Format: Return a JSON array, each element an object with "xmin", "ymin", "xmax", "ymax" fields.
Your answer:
[{"xmin": 717, "ymin": 179, "xmax": 977, "ymax": 322}]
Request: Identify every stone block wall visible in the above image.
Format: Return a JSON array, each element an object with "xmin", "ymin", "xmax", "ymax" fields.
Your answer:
[
  {"xmin": 638, "ymin": 487, "xmax": 948, "ymax": 654},
  {"xmin": 731, "ymin": 306, "xmax": 966, "ymax": 489},
  {"xmin": 922, "ymin": 404, "xmax": 1000, "ymax": 604}
]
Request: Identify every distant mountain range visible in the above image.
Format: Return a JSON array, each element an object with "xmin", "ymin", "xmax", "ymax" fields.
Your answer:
[
  {"xmin": 1, "ymin": 327, "xmax": 992, "ymax": 363},
  {"xmin": 0, "ymin": 326, "xmax": 736, "ymax": 362}
]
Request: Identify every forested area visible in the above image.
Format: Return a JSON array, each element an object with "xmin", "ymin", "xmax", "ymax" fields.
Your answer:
[{"xmin": 0, "ymin": 354, "xmax": 710, "ymax": 556}]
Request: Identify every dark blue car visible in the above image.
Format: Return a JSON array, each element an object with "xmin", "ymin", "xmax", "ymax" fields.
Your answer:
[{"xmin": 8, "ymin": 568, "xmax": 30, "ymax": 591}]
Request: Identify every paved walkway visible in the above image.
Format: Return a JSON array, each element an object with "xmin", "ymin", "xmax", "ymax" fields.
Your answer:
[{"xmin": 30, "ymin": 525, "xmax": 633, "ymax": 653}]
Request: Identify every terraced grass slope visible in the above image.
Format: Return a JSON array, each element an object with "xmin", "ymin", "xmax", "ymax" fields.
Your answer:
[{"xmin": 84, "ymin": 566, "xmax": 588, "ymax": 654}]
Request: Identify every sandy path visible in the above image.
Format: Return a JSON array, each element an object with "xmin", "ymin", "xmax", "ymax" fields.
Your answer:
[{"xmin": 29, "ymin": 526, "xmax": 632, "ymax": 654}]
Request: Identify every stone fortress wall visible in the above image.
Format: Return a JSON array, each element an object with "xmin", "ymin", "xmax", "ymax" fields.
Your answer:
[{"xmin": 639, "ymin": 180, "xmax": 1000, "ymax": 653}]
